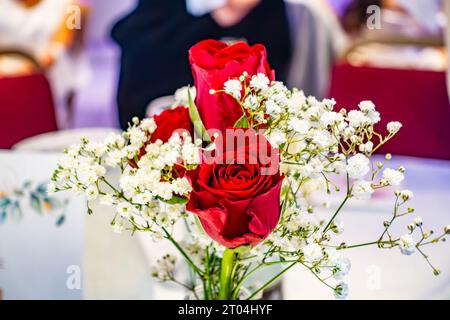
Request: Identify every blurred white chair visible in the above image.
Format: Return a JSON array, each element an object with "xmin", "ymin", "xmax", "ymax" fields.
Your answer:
[
  {"xmin": 12, "ymin": 128, "xmax": 121, "ymax": 152},
  {"xmin": 145, "ymin": 95, "xmax": 174, "ymax": 118}
]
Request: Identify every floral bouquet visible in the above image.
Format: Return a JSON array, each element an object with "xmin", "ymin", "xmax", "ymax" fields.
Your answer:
[{"xmin": 49, "ymin": 40, "xmax": 449, "ymax": 300}]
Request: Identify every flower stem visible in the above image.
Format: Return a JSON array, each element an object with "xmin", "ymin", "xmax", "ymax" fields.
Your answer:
[
  {"xmin": 161, "ymin": 227, "xmax": 204, "ymax": 277},
  {"xmin": 323, "ymin": 195, "xmax": 349, "ymax": 233},
  {"xmin": 219, "ymin": 248, "xmax": 237, "ymax": 300}
]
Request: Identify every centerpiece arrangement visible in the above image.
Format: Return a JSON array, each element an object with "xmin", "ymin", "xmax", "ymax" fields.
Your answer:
[{"xmin": 49, "ymin": 40, "xmax": 449, "ymax": 300}]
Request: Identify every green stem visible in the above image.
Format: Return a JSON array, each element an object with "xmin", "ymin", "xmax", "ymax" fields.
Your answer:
[
  {"xmin": 340, "ymin": 241, "xmax": 379, "ymax": 250},
  {"xmin": 337, "ymin": 240, "xmax": 396, "ymax": 250},
  {"xmin": 232, "ymin": 263, "xmax": 263, "ymax": 300},
  {"xmin": 323, "ymin": 195, "xmax": 349, "ymax": 233},
  {"xmin": 161, "ymin": 227, "xmax": 204, "ymax": 277},
  {"xmin": 219, "ymin": 248, "xmax": 236, "ymax": 300}
]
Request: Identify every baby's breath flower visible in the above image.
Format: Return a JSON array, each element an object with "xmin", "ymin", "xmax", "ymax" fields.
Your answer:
[
  {"xmin": 302, "ymin": 243, "xmax": 323, "ymax": 262},
  {"xmin": 444, "ymin": 225, "xmax": 450, "ymax": 234},
  {"xmin": 85, "ymin": 185, "xmax": 99, "ymax": 200},
  {"xmin": 347, "ymin": 110, "xmax": 369, "ymax": 128},
  {"xmin": 359, "ymin": 141, "xmax": 374, "ymax": 153},
  {"xmin": 399, "ymin": 234, "xmax": 416, "ymax": 255},
  {"xmin": 320, "ymin": 111, "xmax": 342, "ymax": 127},
  {"xmin": 331, "ymin": 220, "xmax": 345, "ymax": 234},
  {"xmin": 382, "ymin": 168, "xmax": 405, "ymax": 186},
  {"xmin": 140, "ymin": 118, "xmax": 157, "ymax": 133},
  {"xmin": 400, "ymin": 190, "xmax": 414, "ymax": 201},
  {"xmin": 99, "ymin": 193, "xmax": 116, "ymax": 206},
  {"xmin": 266, "ymin": 130, "xmax": 286, "ymax": 148},
  {"xmin": 387, "ymin": 121, "xmax": 402, "ymax": 134},
  {"xmin": 288, "ymin": 118, "xmax": 310, "ymax": 134},
  {"xmin": 352, "ymin": 180, "xmax": 374, "ymax": 200},
  {"xmin": 224, "ymin": 79, "xmax": 242, "ymax": 99},
  {"xmin": 414, "ymin": 217, "xmax": 423, "ymax": 226},
  {"xmin": 249, "ymin": 73, "xmax": 270, "ymax": 91},
  {"xmin": 265, "ymin": 99, "xmax": 283, "ymax": 115},
  {"xmin": 116, "ymin": 201, "xmax": 136, "ymax": 219},
  {"xmin": 358, "ymin": 100, "xmax": 375, "ymax": 112},
  {"xmin": 346, "ymin": 154, "xmax": 370, "ymax": 179},
  {"xmin": 334, "ymin": 282, "xmax": 349, "ymax": 299},
  {"xmin": 171, "ymin": 177, "xmax": 192, "ymax": 196}
]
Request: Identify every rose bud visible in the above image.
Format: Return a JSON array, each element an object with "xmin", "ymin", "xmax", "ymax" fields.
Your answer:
[{"xmin": 189, "ymin": 39, "xmax": 274, "ymax": 132}]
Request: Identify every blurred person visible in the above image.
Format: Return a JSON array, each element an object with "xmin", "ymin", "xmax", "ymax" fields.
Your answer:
[
  {"xmin": 326, "ymin": 0, "xmax": 352, "ymax": 17},
  {"xmin": 112, "ymin": 0, "xmax": 291, "ymax": 130},
  {"xmin": 0, "ymin": 0, "xmax": 90, "ymax": 128}
]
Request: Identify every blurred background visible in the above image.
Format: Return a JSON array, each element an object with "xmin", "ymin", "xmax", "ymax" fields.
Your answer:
[{"xmin": 1, "ymin": 0, "xmax": 450, "ymax": 300}]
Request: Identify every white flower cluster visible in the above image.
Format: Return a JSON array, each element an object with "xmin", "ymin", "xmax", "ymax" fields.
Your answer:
[
  {"xmin": 151, "ymin": 254, "xmax": 177, "ymax": 281},
  {"xmin": 266, "ymin": 203, "xmax": 351, "ymax": 295},
  {"xmin": 220, "ymin": 74, "xmax": 404, "ymax": 194},
  {"xmin": 50, "ymin": 116, "xmax": 201, "ymax": 237},
  {"xmin": 217, "ymin": 72, "xmax": 447, "ymax": 298}
]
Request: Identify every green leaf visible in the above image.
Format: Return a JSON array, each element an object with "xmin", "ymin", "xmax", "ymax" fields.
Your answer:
[
  {"xmin": 30, "ymin": 193, "xmax": 42, "ymax": 213},
  {"xmin": 188, "ymin": 88, "xmax": 211, "ymax": 143},
  {"xmin": 159, "ymin": 195, "xmax": 189, "ymax": 205},
  {"xmin": 233, "ymin": 115, "xmax": 250, "ymax": 128}
]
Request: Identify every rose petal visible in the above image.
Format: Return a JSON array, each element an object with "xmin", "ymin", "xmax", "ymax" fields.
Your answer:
[{"xmin": 247, "ymin": 178, "xmax": 283, "ymax": 237}]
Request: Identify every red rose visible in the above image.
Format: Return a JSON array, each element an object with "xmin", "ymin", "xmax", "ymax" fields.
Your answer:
[
  {"xmin": 130, "ymin": 106, "xmax": 193, "ymax": 169},
  {"xmin": 187, "ymin": 130, "xmax": 283, "ymax": 249},
  {"xmin": 150, "ymin": 106, "xmax": 193, "ymax": 143},
  {"xmin": 189, "ymin": 39, "xmax": 274, "ymax": 132}
]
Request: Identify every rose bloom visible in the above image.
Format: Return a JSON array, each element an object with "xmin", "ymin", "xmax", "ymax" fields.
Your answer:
[
  {"xmin": 189, "ymin": 39, "xmax": 274, "ymax": 132},
  {"xmin": 150, "ymin": 106, "xmax": 192, "ymax": 143},
  {"xmin": 130, "ymin": 106, "xmax": 193, "ymax": 168},
  {"xmin": 187, "ymin": 130, "xmax": 283, "ymax": 248}
]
